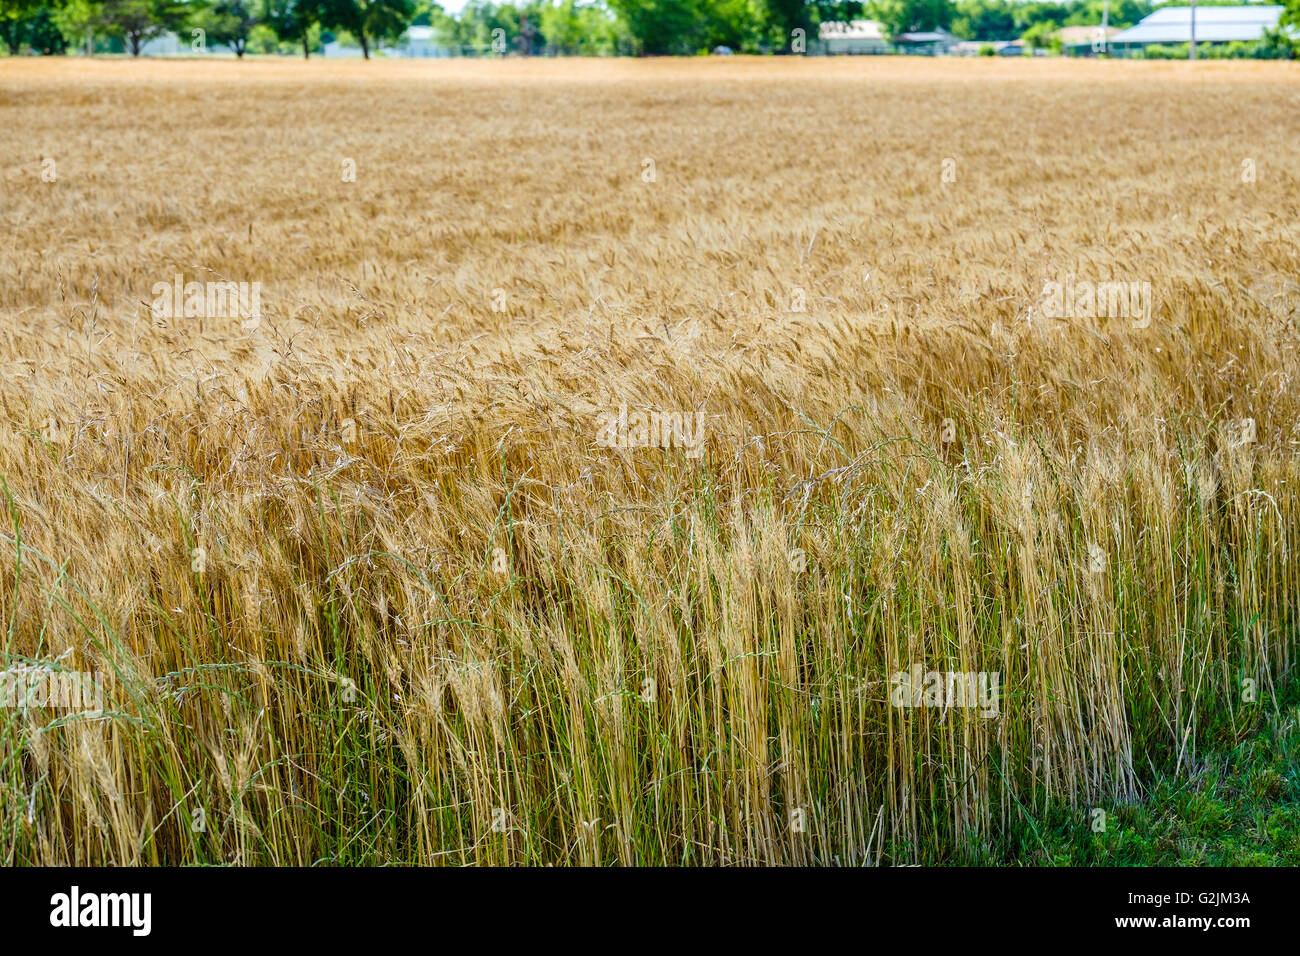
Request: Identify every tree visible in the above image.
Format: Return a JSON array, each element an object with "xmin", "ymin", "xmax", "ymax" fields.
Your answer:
[
  {"xmin": 762, "ymin": 0, "xmax": 811, "ymax": 50},
  {"xmin": 1010, "ymin": 1, "xmax": 1066, "ymax": 33},
  {"xmin": 317, "ymin": 0, "xmax": 414, "ymax": 57},
  {"xmin": 538, "ymin": 0, "xmax": 583, "ymax": 53},
  {"xmin": 1278, "ymin": 0, "xmax": 1300, "ymax": 57},
  {"xmin": 444, "ymin": 0, "xmax": 503, "ymax": 50},
  {"xmin": 1, "ymin": 0, "xmax": 44, "ymax": 53},
  {"xmin": 264, "ymin": 0, "xmax": 320, "ymax": 56},
  {"xmin": 95, "ymin": 0, "xmax": 186, "ymax": 54},
  {"xmin": 1063, "ymin": 0, "xmax": 1149, "ymax": 29},
  {"xmin": 1019, "ymin": 18, "xmax": 1055, "ymax": 50},
  {"xmin": 951, "ymin": 0, "xmax": 1015, "ymax": 41},
  {"xmin": 812, "ymin": 0, "xmax": 863, "ymax": 26},
  {"xmin": 23, "ymin": 5, "xmax": 68, "ymax": 50},
  {"xmin": 606, "ymin": 0, "xmax": 711, "ymax": 53},
  {"xmin": 197, "ymin": 0, "xmax": 259, "ymax": 54},
  {"xmin": 867, "ymin": 0, "xmax": 954, "ymax": 37},
  {"xmin": 51, "ymin": 0, "xmax": 95, "ymax": 51},
  {"xmin": 538, "ymin": 0, "xmax": 624, "ymax": 54},
  {"xmin": 696, "ymin": 0, "xmax": 762, "ymax": 51}
]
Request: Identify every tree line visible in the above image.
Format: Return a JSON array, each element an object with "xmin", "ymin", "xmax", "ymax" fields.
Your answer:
[{"xmin": 2, "ymin": 0, "xmax": 1297, "ymax": 58}]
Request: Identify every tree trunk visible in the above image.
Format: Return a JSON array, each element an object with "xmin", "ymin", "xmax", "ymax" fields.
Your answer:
[
  {"xmin": 302, "ymin": 34, "xmax": 309, "ymax": 58},
  {"xmin": 130, "ymin": 32, "xmax": 142, "ymax": 56},
  {"xmin": 359, "ymin": 32, "xmax": 369, "ymax": 59}
]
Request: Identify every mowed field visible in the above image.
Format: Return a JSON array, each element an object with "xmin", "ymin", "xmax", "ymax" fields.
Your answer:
[{"xmin": 1, "ymin": 56, "xmax": 1299, "ymax": 865}]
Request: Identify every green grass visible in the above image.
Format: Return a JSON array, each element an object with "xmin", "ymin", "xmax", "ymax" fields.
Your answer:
[{"xmin": 964, "ymin": 680, "xmax": 1300, "ymax": 866}]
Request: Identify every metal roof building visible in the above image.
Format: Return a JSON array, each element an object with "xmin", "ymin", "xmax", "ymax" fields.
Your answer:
[
  {"xmin": 1111, "ymin": 5, "xmax": 1286, "ymax": 48},
  {"xmin": 894, "ymin": 29, "xmax": 961, "ymax": 55},
  {"xmin": 817, "ymin": 20, "xmax": 891, "ymax": 54}
]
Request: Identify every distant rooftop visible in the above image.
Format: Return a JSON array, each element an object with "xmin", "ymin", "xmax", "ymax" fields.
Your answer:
[
  {"xmin": 896, "ymin": 31, "xmax": 956, "ymax": 43},
  {"xmin": 952, "ymin": 39, "xmax": 1022, "ymax": 50},
  {"xmin": 1112, "ymin": 5, "xmax": 1285, "ymax": 44}
]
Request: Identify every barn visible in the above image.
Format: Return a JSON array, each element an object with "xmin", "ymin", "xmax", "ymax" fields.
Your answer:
[
  {"xmin": 817, "ymin": 21, "xmax": 891, "ymax": 55},
  {"xmin": 1110, "ymin": 5, "xmax": 1288, "ymax": 54}
]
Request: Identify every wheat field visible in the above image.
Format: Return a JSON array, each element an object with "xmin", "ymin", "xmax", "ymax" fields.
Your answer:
[{"xmin": 1, "ymin": 56, "xmax": 1298, "ymax": 865}]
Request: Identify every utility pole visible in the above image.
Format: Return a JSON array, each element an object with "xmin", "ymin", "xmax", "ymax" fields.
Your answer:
[{"xmin": 1190, "ymin": 0, "xmax": 1197, "ymax": 59}]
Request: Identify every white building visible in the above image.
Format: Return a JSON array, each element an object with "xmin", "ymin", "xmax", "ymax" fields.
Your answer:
[
  {"xmin": 818, "ymin": 21, "xmax": 890, "ymax": 55},
  {"xmin": 1111, "ymin": 5, "xmax": 1289, "ymax": 52}
]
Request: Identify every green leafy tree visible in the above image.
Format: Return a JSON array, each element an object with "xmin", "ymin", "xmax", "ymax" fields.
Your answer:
[
  {"xmin": 51, "ymin": 0, "xmax": 95, "ymax": 50},
  {"xmin": 539, "ymin": 0, "xmax": 622, "ymax": 54},
  {"xmin": 243, "ymin": 18, "xmax": 277, "ymax": 47},
  {"xmin": 196, "ymin": 0, "xmax": 259, "ymax": 54},
  {"xmin": 606, "ymin": 0, "xmax": 710, "ymax": 54},
  {"xmin": 24, "ymin": 5, "xmax": 68, "ymax": 49},
  {"xmin": 95, "ymin": 0, "xmax": 187, "ymax": 54},
  {"xmin": 264, "ymin": 0, "xmax": 320, "ymax": 55},
  {"xmin": 537, "ymin": 0, "xmax": 577, "ymax": 51},
  {"xmin": 317, "ymin": 0, "xmax": 414, "ymax": 57},
  {"xmin": 1019, "ymin": 18, "xmax": 1054, "ymax": 49},
  {"xmin": 1010, "ymin": 1, "xmax": 1065, "ymax": 33},
  {"xmin": 445, "ymin": 0, "xmax": 505, "ymax": 49},
  {"xmin": 697, "ymin": 0, "xmax": 759, "ymax": 50},
  {"xmin": 811, "ymin": 0, "xmax": 863, "ymax": 24},
  {"xmin": 950, "ymin": 0, "xmax": 1014, "ymax": 41},
  {"xmin": 1278, "ymin": 0, "xmax": 1300, "ymax": 57},
  {"xmin": 867, "ymin": 0, "xmax": 954, "ymax": 37},
  {"xmin": 1063, "ymin": 0, "xmax": 1148, "ymax": 28},
  {"xmin": 1, "ymin": 0, "xmax": 46, "ymax": 53},
  {"xmin": 762, "ymin": 0, "xmax": 810, "ymax": 50}
]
